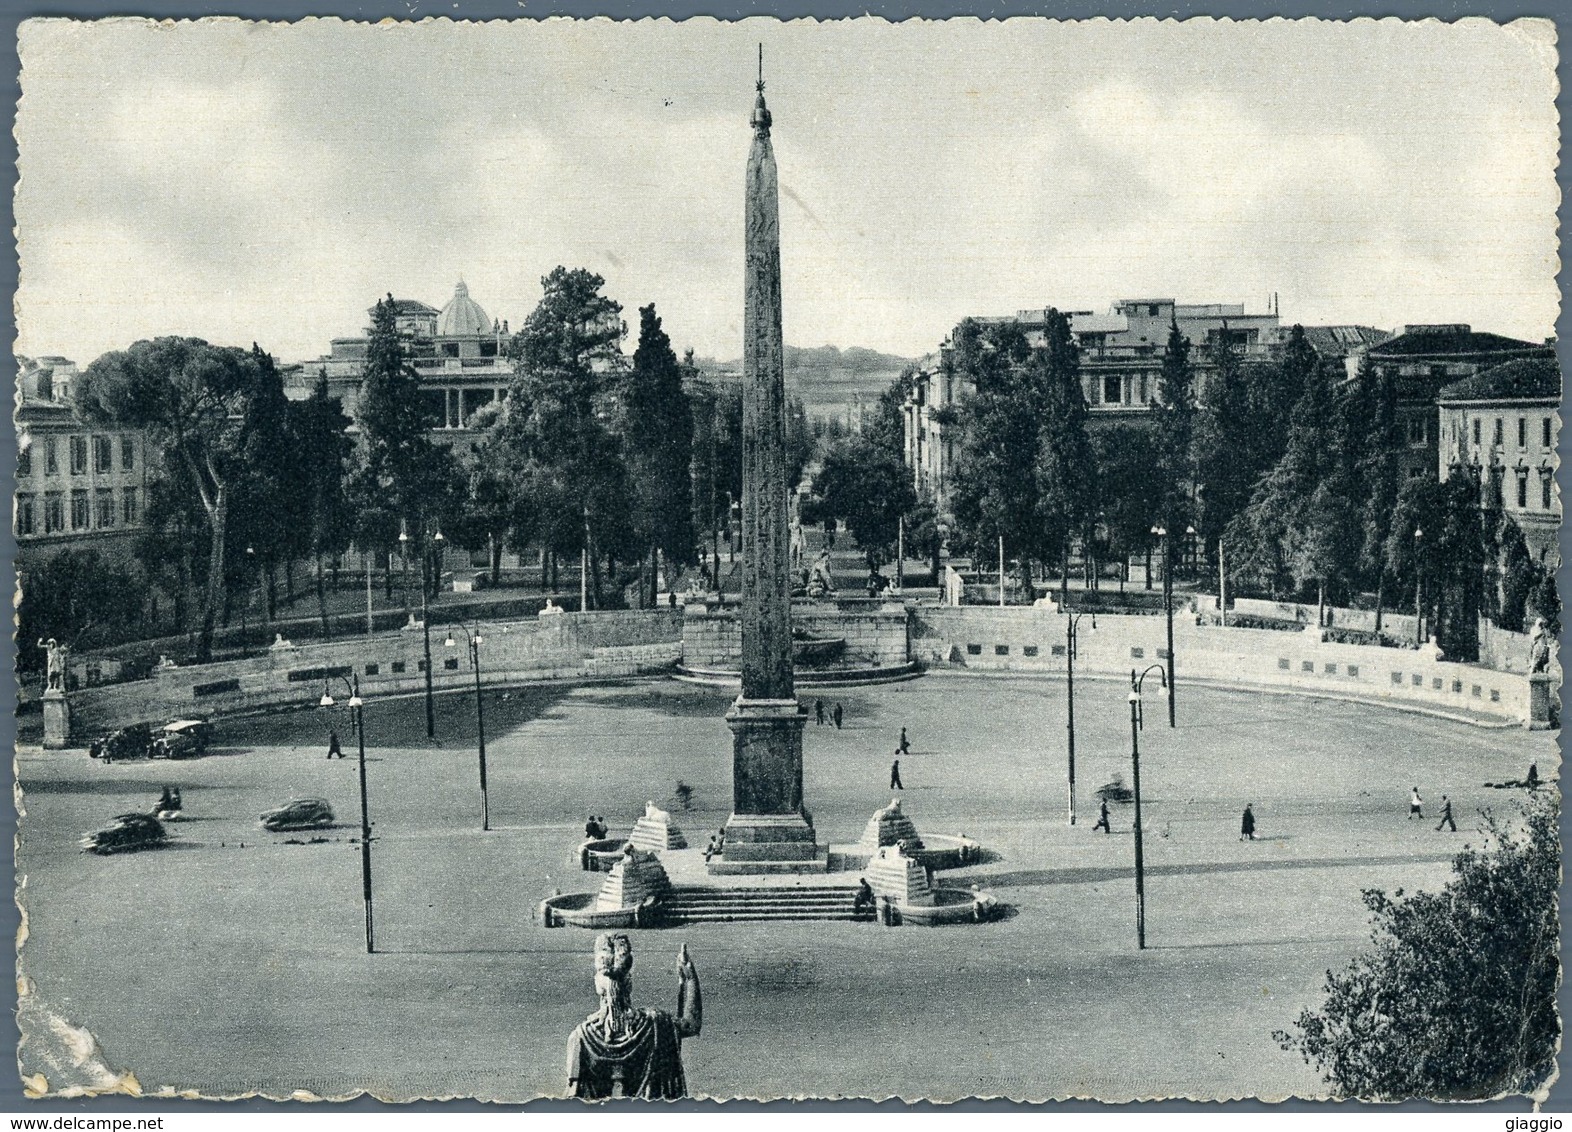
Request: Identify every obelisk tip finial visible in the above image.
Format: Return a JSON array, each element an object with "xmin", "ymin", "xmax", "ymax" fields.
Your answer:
[{"xmin": 751, "ymin": 44, "xmax": 771, "ymax": 133}]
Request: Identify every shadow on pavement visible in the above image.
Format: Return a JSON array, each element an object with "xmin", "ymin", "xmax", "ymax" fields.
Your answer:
[{"xmin": 981, "ymin": 851, "xmax": 1458, "ymax": 889}]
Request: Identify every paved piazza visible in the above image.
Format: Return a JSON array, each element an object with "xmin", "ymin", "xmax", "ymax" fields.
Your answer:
[{"xmin": 16, "ymin": 672, "xmax": 1556, "ymax": 1101}]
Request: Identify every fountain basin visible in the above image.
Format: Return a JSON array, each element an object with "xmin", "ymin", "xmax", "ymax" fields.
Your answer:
[
  {"xmin": 540, "ymin": 891, "xmax": 658, "ymax": 929},
  {"xmin": 578, "ymin": 838, "xmax": 629, "ymax": 872},
  {"xmin": 900, "ymin": 888, "xmax": 988, "ymax": 926}
]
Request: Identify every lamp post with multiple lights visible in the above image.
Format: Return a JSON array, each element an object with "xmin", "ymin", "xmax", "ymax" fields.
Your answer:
[
  {"xmin": 400, "ymin": 523, "xmax": 443, "ymax": 738},
  {"xmin": 320, "ymin": 673, "xmax": 374, "ymax": 953},
  {"xmin": 444, "ymin": 622, "xmax": 490, "ymax": 831},
  {"xmin": 1150, "ymin": 525, "xmax": 1178, "ymax": 728}
]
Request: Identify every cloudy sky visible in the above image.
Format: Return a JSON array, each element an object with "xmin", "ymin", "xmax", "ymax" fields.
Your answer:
[{"xmin": 15, "ymin": 16, "xmax": 1560, "ymax": 366}]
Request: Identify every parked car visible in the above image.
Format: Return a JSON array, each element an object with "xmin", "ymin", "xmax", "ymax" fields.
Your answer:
[
  {"xmin": 81, "ymin": 812, "xmax": 167, "ymax": 855},
  {"xmin": 89, "ymin": 723, "xmax": 153, "ymax": 761},
  {"xmin": 151, "ymin": 719, "xmax": 212, "ymax": 759},
  {"xmin": 260, "ymin": 799, "xmax": 335, "ymax": 832}
]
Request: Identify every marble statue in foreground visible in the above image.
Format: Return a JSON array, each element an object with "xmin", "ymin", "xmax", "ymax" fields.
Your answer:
[{"xmin": 565, "ymin": 934, "xmax": 702, "ymax": 1099}]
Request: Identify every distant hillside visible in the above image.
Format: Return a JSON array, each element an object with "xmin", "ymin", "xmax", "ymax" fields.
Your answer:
[{"xmin": 695, "ymin": 344, "xmax": 915, "ymax": 415}]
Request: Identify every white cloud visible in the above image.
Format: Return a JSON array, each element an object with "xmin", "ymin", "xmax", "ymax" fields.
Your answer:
[{"xmin": 14, "ymin": 17, "xmax": 1560, "ymax": 365}]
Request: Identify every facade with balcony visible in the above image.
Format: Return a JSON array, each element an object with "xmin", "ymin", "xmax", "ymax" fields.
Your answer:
[
  {"xmin": 14, "ymin": 356, "xmax": 153, "ymax": 572},
  {"xmin": 1438, "ymin": 358, "xmax": 1561, "ymax": 563}
]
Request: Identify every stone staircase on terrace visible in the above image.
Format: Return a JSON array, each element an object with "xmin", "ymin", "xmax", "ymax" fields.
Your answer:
[{"xmin": 659, "ymin": 884, "xmax": 873, "ymax": 924}]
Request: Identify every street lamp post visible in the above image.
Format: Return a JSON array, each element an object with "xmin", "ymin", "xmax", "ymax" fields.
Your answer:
[
  {"xmin": 1129, "ymin": 663, "xmax": 1168, "ymax": 950},
  {"xmin": 1413, "ymin": 526, "xmax": 1425, "ymax": 649},
  {"xmin": 423, "ymin": 530, "xmax": 442, "ymax": 738},
  {"xmin": 1151, "ymin": 526, "xmax": 1176, "ymax": 729},
  {"xmin": 320, "ymin": 674, "xmax": 373, "ymax": 954},
  {"xmin": 444, "ymin": 623, "xmax": 490, "ymax": 831},
  {"xmin": 1065, "ymin": 611, "xmax": 1095, "ymax": 826},
  {"xmin": 403, "ymin": 525, "xmax": 440, "ymax": 738}
]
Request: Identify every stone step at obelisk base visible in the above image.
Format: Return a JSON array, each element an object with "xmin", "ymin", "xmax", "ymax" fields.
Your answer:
[
  {"xmin": 594, "ymin": 847, "xmax": 672, "ymax": 912},
  {"xmin": 628, "ymin": 801, "xmax": 688, "ymax": 852},
  {"xmin": 865, "ymin": 843, "xmax": 935, "ymax": 907},
  {"xmin": 661, "ymin": 884, "xmax": 872, "ymax": 924}
]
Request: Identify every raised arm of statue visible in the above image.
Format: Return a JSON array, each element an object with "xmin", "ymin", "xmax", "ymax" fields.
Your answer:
[{"xmin": 676, "ymin": 942, "xmax": 702, "ymax": 1039}]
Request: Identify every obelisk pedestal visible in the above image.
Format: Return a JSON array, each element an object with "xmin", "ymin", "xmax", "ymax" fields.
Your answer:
[{"xmin": 712, "ymin": 69, "xmax": 820, "ymax": 874}]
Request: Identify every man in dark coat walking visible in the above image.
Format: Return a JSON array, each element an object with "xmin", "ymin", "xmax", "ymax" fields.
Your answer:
[
  {"xmin": 1240, "ymin": 804, "xmax": 1257, "ymax": 841},
  {"xmin": 898, "ymin": 727, "xmax": 910, "ymax": 755},
  {"xmin": 889, "ymin": 758, "xmax": 903, "ymax": 790},
  {"xmin": 1435, "ymin": 795, "xmax": 1457, "ymax": 832},
  {"xmin": 327, "ymin": 729, "xmax": 343, "ymax": 759},
  {"xmin": 1092, "ymin": 798, "xmax": 1111, "ymax": 834}
]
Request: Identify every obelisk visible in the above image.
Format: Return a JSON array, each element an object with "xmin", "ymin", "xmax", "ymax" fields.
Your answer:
[{"xmin": 714, "ymin": 60, "xmax": 818, "ymax": 872}]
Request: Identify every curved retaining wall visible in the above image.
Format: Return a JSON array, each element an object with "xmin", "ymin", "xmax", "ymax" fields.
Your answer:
[
  {"xmin": 58, "ymin": 603, "xmax": 1538, "ymax": 737},
  {"xmin": 65, "ymin": 609, "xmax": 683, "ymax": 737},
  {"xmin": 911, "ymin": 606, "xmax": 1534, "ymax": 726}
]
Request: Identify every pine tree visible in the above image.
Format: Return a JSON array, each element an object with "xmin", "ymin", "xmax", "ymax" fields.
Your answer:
[
  {"xmin": 1033, "ymin": 308, "xmax": 1094, "ymax": 599},
  {"xmin": 287, "ymin": 370, "xmax": 353, "ymax": 639},
  {"xmin": 1151, "ymin": 319, "xmax": 1196, "ymax": 529},
  {"xmin": 623, "ymin": 303, "xmax": 694, "ymax": 605},
  {"xmin": 949, "ymin": 321, "xmax": 1045, "ymax": 595},
  {"xmin": 1194, "ymin": 340, "xmax": 1255, "ymax": 563},
  {"xmin": 1354, "ymin": 358, "xmax": 1403, "ymax": 631},
  {"xmin": 497, "ymin": 269, "xmax": 633, "ymax": 609}
]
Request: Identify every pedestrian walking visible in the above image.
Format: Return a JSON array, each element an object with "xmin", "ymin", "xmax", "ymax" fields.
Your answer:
[
  {"xmin": 815, "ymin": 699, "xmax": 825, "ymax": 726},
  {"xmin": 1092, "ymin": 798, "xmax": 1111, "ymax": 834},
  {"xmin": 890, "ymin": 757, "xmax": 903, "ymax": 790},
  {"xmin": 898, "ymin": 727, "xmax": 910, "ymax": 755},
  {"xmin": 327, "ymin": 728, "xmax": 343, "ymax": 759},
  {"xmin": 1435, "ymin": 795, "xmax": 1456, "ymax": 832},
  {"xmin": 832, "ymin": 703, "xmax": 843, "ymax": 730},
  {"xmin": 1240, "ymin": 804, "xmax": 1257, "ymax": 841},
  {"xmin": 1408, "ymin": 787, "xmax": 1423, "ymax": 819}
]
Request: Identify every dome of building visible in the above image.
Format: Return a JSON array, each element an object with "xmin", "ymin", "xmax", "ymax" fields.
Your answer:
[{"xmin": 437, "ymin": 281, "xmax": 492, "ymax": 337}]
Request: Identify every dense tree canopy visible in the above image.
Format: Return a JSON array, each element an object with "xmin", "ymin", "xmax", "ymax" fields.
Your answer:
[
  {"xmin": 76, "ymin": 336, "xmax": 286, "ymax": 659},
  {"xmin": 814, "ymin": 435, "xmax": 917, "ymax": 569}
]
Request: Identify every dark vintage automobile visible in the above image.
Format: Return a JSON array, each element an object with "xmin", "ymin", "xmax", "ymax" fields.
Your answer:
[
  {"xmin": 81, "ymin": 812, "xmax": 168, "ymax": 855},
  {"xmin": 151, "ymin": 719, "xmax": 213, "ymax": 759},
  {"xmin": 260, "ymin": 799, "xmax": 335, "ymax": 832},
  {"xmin": 88, "ymin": 723, "xmax": 153, "ymax": 761}
]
